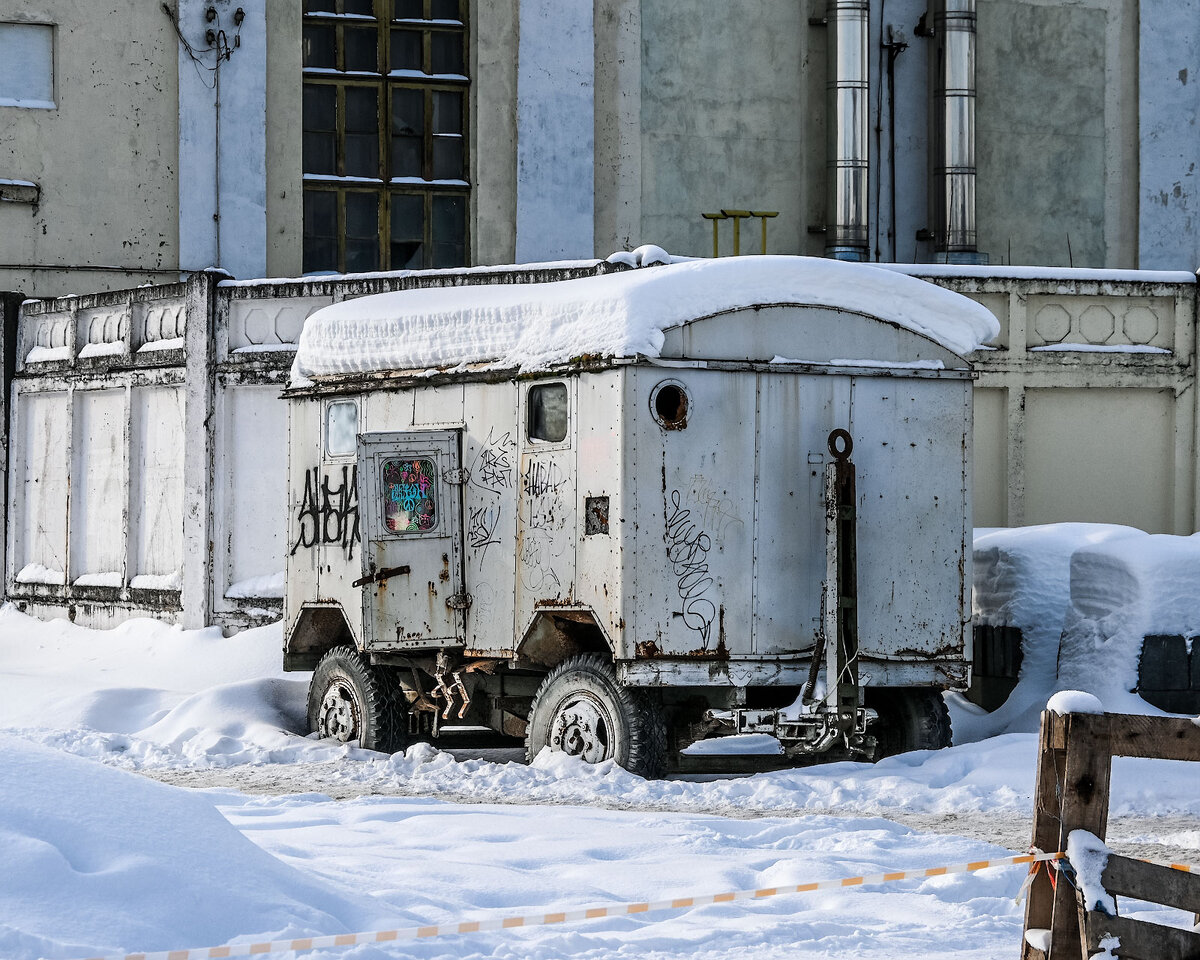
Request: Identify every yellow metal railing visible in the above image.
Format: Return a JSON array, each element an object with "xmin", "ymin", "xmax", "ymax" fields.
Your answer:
[{"xmin": 701, "ymin": 209, "xmax": 778, "ymax": 256}]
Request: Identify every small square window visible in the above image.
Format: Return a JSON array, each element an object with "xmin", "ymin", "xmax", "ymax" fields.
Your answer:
[
  {"xmin": 528, "ymin": 383, "xmax": 568, "ymax": 443},
  {"xmin": 326, "ymin": 401, "xmax": 359, "ymax": 456},
  {"xmin": 0, "ymin": 23, "xmax": 54, "ymax": 108}
]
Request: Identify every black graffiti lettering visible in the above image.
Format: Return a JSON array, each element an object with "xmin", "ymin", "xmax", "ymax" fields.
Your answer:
[
  {"xmin": 522, "ymin": 459, "xmax": 567, "ymax": 531},
  {"xmin": 468, "ymin": 503, "xmax": 502, "ymax": 561},
  {"xmin": 470, "ymin": 428, "xmax": 515, "ymax": 494},
  {"xmin": 291, "ymin": 464, "xmax": 360, "ymax": 561},
  {"xmin": 523, "ymin": 460, "xmax": 565, "ymax": 499},
  {"xmin": 664, "ymin": 489, "xmax": 716, "ymax": 646}
]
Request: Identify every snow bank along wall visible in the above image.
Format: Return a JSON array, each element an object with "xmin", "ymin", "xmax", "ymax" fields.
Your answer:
[{"xmin": 1, "ymin": 263, "xmax": 1197, "ymax": 629}]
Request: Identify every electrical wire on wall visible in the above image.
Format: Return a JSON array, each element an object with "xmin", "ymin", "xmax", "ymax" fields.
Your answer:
[{"xmin": 161, "ymin": 2, "xmax": 246, "ymax": 267}]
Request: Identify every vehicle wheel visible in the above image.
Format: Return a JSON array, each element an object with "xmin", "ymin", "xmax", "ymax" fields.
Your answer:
[
  {"xmin": 307, "ymin": 645, "xmax": 408, "ymax": 754},
  {"xmin": 525, "ymin": 654, "xmax": 667, "ymax": 779},
  {"xmin": 867, "ymin": 688, "xmax": 952, "ymax": 759}
]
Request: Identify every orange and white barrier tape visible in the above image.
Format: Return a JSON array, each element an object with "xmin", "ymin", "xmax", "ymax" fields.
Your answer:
[{"xmin": 74, "ymin": 851, "xmax": 1068, "ymax": 960}]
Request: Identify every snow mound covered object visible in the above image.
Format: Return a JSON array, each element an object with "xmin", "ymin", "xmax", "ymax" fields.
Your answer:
[
  {"xmin": 1059, "ymin": 532, "xmax": 1200, "ymax": 708},
  {"xmin": 291, "ymin": 255, "xmax": 1000, "ymax": 380},
  {"xmin": 960, "ymin": 525, "xmax": 1142, "ymax": 738}
]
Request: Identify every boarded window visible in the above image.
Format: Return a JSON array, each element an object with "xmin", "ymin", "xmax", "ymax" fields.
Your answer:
[
  {"xmin": 381, "ymin": 457, "xmax": 438, "ymax": 532},
  {"xmin": 0, "ymin": 23, "xmax": 54, "ymax": 108}
]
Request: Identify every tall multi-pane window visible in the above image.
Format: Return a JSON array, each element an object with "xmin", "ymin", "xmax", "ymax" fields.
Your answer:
[{"xmin": 302, "ymin": 0, "xmax": 468, "ymax": 273}]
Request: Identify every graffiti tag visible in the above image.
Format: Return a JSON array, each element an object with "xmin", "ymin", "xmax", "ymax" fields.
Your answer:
[
  {"xmin": 523, "ymin": 460, "xmax": 567, "ymax": 530},
  {"xmin": 468, "ymin": 502, "xmax": 503, "ymax": 560},
  {"xmin": 519, "ymin": 533, "xmax": 564, "ymax": 593},
  {"xmin": 664, "ymin": 489, "xmax": 716, "ymax": 646},
  {"xmin": 686, "ymin": 474, "xmax": 745, "ymax": 547},
  {"xmin": 292, "ymin": 464, "xmax": 360, "ymax": 560},
  {"xmin": 471, "ymin": 428, "xmax": 515, "ymax": 493}
]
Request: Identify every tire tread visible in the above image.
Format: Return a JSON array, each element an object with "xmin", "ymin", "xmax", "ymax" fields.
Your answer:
[
  {"xmin": 308, "ymin": 645, "xmax": 408, "ymax": 754},
  {"xmin": 526, "ymin": 653, "xmax": 668, "ymax": 779}
]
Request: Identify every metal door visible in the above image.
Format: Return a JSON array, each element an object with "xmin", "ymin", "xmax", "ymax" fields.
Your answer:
[{"xmin": 357, "ymin": 430, "xmax": 466, "ymax": 649}]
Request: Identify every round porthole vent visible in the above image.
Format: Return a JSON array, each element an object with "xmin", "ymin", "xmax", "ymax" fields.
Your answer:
[{"xmin": 650, "ymin": 380, "xmax": 689, "ymax": 430}]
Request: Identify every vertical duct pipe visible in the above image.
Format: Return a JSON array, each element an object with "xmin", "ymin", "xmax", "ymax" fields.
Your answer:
[
  {"xmin": 826, "ymin": 0, "xmax": 870, "ymax": 260},
  {"xmin": 929, "ymin": 0, "xmax": 984, "ymax": 261}
]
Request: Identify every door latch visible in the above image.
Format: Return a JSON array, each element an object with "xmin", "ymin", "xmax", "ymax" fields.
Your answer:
[
  {"xmin": 352, "ymin": 564, "xmax": 411, "ymax": 588},
  {"xmin": 443, "ymin": 468, "xmax": 469, "ymax": 485},
  {"xmin": 446, "ymin": 592, "xmax": 472, "ymax": 609}
]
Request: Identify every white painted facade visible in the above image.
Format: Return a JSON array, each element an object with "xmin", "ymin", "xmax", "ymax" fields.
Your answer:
[
  {"xmin": 514, "ymin": 0, "xmax": 594, "ymax": 262},
  {"xmin": 177, "ymin": 0, "xmax": 269, "ymax": 278}
]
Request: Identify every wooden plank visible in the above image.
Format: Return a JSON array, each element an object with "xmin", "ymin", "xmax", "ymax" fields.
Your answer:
[
  {"xmin": 1106, "ymin": 714, "xmax": 1200, "ymax": 761},
  {"xmin": 1048, "ymin": 710, "xmax": 1069, "ymax": 750},
  {"xmin": 1023, "ymin": 711, "xmax": 1066, "ymax": 960},
  {"xmin": 1084, "ymin": 911, "xmax": 1200, "ymax": 959},
  {"xmin": 1103, "ymin": 854, "xmax": 1200, "ymax": 914},
  {"xmin": 1050, "ymin": 713, "xmax": 1113, "ymax": 960}
]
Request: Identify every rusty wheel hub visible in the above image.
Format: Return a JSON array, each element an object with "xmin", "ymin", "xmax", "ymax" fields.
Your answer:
[
  {"xmin": 318, "ymin": 679, "xmax": 363, "ymax": 743},
  {"xmin": 549, "ymin": 692, "xmax": 613, "ymax": 764}
]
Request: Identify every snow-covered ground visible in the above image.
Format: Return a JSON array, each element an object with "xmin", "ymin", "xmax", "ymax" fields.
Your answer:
[{"xmin": 0, "ymin": 598, "xmax": 1195, "ymax": 960}]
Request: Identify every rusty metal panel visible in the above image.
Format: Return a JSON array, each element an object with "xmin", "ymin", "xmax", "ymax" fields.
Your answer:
[
  {"xmin": 849, "ymin": 376, "xmax": 972, "ymax": 671},
  {"xmin": 515, "ymin": 377, "xmax": 578, "ymax": 623},
  {"xmin": 358, "ymin": 429, "xmax": 464, "ymax": 648},
  {"xmin": 628, "ymin": 366, "xmax": 756, "ymax": 659},
  {"xmin": 575, "ymin": 370, "xmax": 624, "ymax": 645},
  {"xmin": 752, "ymin": 372, "xmax": 850, "ymax": 655},
  {"xmin": 461, "ymin": 381, "xmax": 518, "ymax": 653},
  {"xmin": 283, "ymin": 397, "xmax": 327, "ymax": 641}
]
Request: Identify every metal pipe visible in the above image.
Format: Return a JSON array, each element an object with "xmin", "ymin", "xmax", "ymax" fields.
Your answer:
[
  {"xmin": 930, "ymin": 0, "xmax": 981, "ymax": 259},
  {"xmin": 825, "ymin": 0, "xmax": 870, "ymax": 261}
]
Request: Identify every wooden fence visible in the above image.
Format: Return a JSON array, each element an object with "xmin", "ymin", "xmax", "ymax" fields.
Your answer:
[{"xmin": 1022, "ymin": 709, "xmax": 1200, "ymax": 959}]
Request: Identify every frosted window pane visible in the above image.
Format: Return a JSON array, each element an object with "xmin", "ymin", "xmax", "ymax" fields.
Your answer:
[
  {"xmin": 326, "ymin": 401, "xmax": 358, "ymax": 456},
  {"xmin": 0, "ymin": 23, "xmax": 54, "ymax": 107}
]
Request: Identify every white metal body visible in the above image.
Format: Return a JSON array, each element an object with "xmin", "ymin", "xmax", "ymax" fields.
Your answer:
[{"xmin": 284, "ymin": 299, "xmax": 973, "ymax": 691}]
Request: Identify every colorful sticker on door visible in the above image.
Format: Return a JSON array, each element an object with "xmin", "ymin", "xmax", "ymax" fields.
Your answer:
[{"xmin": 382, "ymin": 458, "xmax": 437, "ymax": 533}]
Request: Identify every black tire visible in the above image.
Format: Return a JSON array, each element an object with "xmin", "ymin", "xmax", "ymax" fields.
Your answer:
[
  {"xmin": 867, "ymin": 688, "xmax": 952, "ymax": 759},
  {"xmin": 525, "ymin": 654, "xmax": 668, "ymax": 779},
  {"xmin": 307, "ymin": 645, "xmax": 408, "ymax": 754}
]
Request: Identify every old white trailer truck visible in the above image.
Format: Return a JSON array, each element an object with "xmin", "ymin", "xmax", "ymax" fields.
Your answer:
[{"xmin": 282, "ymin": 254, "xmax": 997, "ymax": 776}]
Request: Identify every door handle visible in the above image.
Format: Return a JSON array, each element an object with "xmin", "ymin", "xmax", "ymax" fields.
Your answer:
[{"xmin": 352, "ymin": 564, "xmax": 411, "ymax": 588}]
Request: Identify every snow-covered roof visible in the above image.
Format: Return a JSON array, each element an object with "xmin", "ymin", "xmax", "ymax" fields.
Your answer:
[{"xmin": 290, "ymin": 255, "xmax": 1000, "ymax": 381}]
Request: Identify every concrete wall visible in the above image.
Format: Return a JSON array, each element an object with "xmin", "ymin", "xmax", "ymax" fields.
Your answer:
[
  {"xmin": 932, "ymin": 268, "xmax": 1198, "ymax": 533},
  {"xmin": 1139, "ymin": 0, "xmax": 1200, "ymax": 272},
  {"xmin": 177, "ymin": 0, "xmax": 268, "ymax": 277},
  {"xmin": 0, "ymin": 0, "xmax": 181, "ymax": 299},
  {"xmin": 472, "ymin": 0, "xmax": 519, "ymax": 264},
  {"xmin": 633, "ymin": 0, "xmax": 821, "ymax": 260},
  {"xmin": 514, "ymin": 0, "xmax": 594, "ymax": 261},
  {"xmin": 975, "ymin": 0, "xmax": 1138, "ymax": 269}
]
